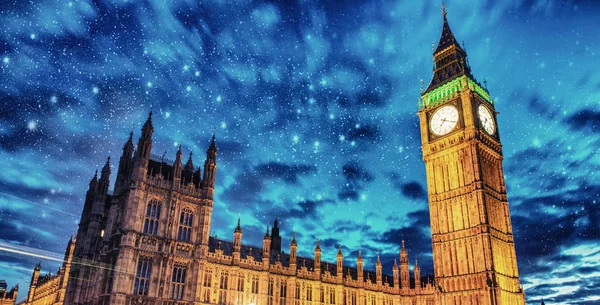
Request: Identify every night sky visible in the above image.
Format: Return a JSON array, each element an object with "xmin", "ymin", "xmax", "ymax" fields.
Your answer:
[{"xmin": 1, "ymin": 1, "xmax": 599, "ymax": 304}]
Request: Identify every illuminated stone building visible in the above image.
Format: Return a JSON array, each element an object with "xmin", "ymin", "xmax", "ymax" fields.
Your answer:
[
  {"xmin": 25, "ymin": 6, "xmax": 526, "ymax": 305},
  {"xmin": 24, "ymin": 237, "xmax": 76, "ymax": 305},
  {"xmin": 0, "ymin": 280, "xmax": 18, "ymax": 305},
  {"xmin": 417, "ymin": 6, "xmax": 526, "ymax": 305}
]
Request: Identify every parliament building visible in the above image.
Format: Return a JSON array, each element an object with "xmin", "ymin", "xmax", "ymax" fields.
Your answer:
[{"xmin": 24, "ymin": 8, "xmax": 526, "ymax": 305}]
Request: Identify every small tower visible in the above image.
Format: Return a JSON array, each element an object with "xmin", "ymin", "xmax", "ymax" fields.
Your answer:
[
  {"xmin": 392, "ymin": 257, "xmax": 399, "ymax": 288},
  {"xmin": 262, "ymin": 226, "xmax": 271, "ymax": 270},
  {"xmin": 400, "ymin": 239, "xmax": 410, "ymax": 289},
  {"xmin": 376, "ymin": 252, "xmax": 382, "ymax": 286},
  {"xmin": 27, "ymin": 262, "xmax": 41, "ymax": 303},
  {"xmin": 314, "ymin": 240, "xmax": 321, "ymax": 280},
  {"xmin": 133, "ymin": 111, "xmax": 153, "ymax": 181},
  {"xmin": 115, "ymin": 131, "xmax": 134, "ymax": 194},
  {"xmin": 97, "ymin": 157, "xmax": 111, "ymax": 196},
  {"xmin": 184, "ymin": 151, "xmax": 194, "ymax": 172},
  {"xmin": 202, "ymin": 134, "xmax": 217, "ymax": 199},
  {"xmin": 357, "ymin": 250, "xmax": 364, "ymax": 283},
  {"xmin": 271, "ymin": 219, "xmax": 282, "ymax": 253},
  {"xmin": 173, "ymin": 144, "xmax": 183, "ymax": 187},
  {"xmin": 290, "ymin": 232, "xmax": 298, "ymax": 272},
  {"xmin": 336, "ymin": 245, "xmax": 343, "ymax": 282},
  {"xmin": 233, "ymin": 218, "xmax": 242, "ymax": 265},
  {"xmin": 414, "ymin": 259, "xmax": 421, "ymax": 292}
]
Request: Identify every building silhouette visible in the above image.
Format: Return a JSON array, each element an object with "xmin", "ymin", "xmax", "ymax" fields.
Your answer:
[
  {"xmin": 24, "ymin": 6, "xmax": 526, "ymax": 305},
  {"xmin": 0, "ymin": 280, "xmax": 18, "ymax": 305}
]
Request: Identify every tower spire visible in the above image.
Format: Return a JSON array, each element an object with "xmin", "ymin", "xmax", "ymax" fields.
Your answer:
[{"xmin": 424, "ymin": 3, "xmax": 473, "ymax": 94}]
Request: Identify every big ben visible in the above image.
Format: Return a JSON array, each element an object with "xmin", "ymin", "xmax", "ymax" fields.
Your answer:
[{"xmin": 418, "ymin": 7, "xmax": 526, "ymax": 305}]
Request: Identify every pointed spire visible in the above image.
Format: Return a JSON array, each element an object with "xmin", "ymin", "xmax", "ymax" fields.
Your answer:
[
  {"xmin": 315, "ymin": 239, "xmax": 321, "ymax": 252},
  {"xmin": 141, "ymin": 111, "xmax": 153, "ymax": 138},
  {"xmin": 123, "ymin": 130, "xmax": 134, "ymax": 154},
  {"xmin": 337, "ymin": 244, "xmax": 343, "ymax": 256},
  {"xmin": 89, "ymin": 170, "xmax": 98, "ymax": 188},
  {"xmin": 184, "ymin": 151, "xmax": 194, "ymax": 171},
  {"xmin": 209, "ymin": 131, "xmax": 217, "ymax": 152},
  {"xmin": 358, "ymin": 249, "xmax": 363, "ymax": 260},
  {"xmin": 264, "ymin": 225, "xmax": 271, "ymax": 239},
  {"xmin": 291, "ymin": 231, "xmax": 297, "ymax": 246},
  {"xmin": 101, "ymin": 156, "xmax": 111, "ymax": 176},
  {"xmin": 393, "ymin": 256, "xmax": 398, "ymax": 269},
  {"xmin": 434, "ymin": 2, "xmax": 462, "ymax": 54},
  {"xmin": 235, "ymin": 218, "xmax": 242, "ymax": 233},
  {"xmin": 377, "ymin": 252, "xmax": 381, "ymax": 264}
]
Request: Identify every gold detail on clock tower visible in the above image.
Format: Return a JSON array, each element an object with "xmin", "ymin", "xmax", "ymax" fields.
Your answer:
[{"xmin": 417, "ymin": 8, "xmax": 526, "ymax": 305}]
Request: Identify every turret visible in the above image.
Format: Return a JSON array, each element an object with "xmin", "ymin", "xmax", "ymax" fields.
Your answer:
[
  {"xmin": 314, "ymin": 240, "xmax": 321, "ymax": 280},
  {"xmin": 414, "ymin": 259, "xmax": 421, "ymax": 291},
  {"xmin": 27, "ymin": 262, "xmax": 41, "ymax": 303},
  {"xmin": 97, "ymin": 157, "xmax": 111, "ymax": 196},
  {"xmin": 81, "ymin": 171, "xmax": 98, "ymax": 223},
  {"xmin": 336, "ymin": 245, "xmax": 343, "ymax": 282},
  {"xmin": 173, "ymin": 144, "xmax": 183, "ymax": 187},
  {"xmin": 357, "ymin": 250, "xmax": 364, "ymax": 283},
  {"xmin": 233, "ymin": 218, "xmax": 242, "ymax": 264},
  {"xmin": 184, "ymin": 151, "xmax": 194, "ymax": 172},
  {"xmin": 271, "ymin": 219, "xmax": 282, "ymax": 253},
  {"xmin": 376, "ymin": 252, "xmax": 382, "ymax": 285},
  {"xmin": 202, "ymin": 134, "xmax": 217, "ymax": 199},
  {"xmin": 115, "ymin": 131, "xmax": 134, "ymax": 194},
  {"xmin": 290, "ymin": 232, "xmax": 298, "ymax": 271},
  {"xmin": 262, "ymin": 226, "xmax": 271, "ymax": 269},
  {"xmin": 133, "ymin": 111, "xmax": 153, "ymax": 180},
  {"xmin": 392, "ymin": 257, "xmax": 399, "ymax": 288},
  {"xmin": 400, "ymin": 239, "xmax": 410, "ymax": 289}
]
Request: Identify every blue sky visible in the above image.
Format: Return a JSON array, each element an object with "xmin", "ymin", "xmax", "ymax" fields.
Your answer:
[{"xmin": 0, "ymin": 0, "xmax": 599, "ymax": 304}]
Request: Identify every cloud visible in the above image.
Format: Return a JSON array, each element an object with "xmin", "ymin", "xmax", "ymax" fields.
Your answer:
[{"xmin": 563, "ymin": 108, "xmax": 600, "ymax": 132}]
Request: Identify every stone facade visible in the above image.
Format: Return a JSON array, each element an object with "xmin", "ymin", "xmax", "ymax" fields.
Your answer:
[
  {"xmin": 0, "ymin": 281, "xmax": 18, "ymax": 305},
  {"xmin": 24, "ymin": 237, "xmax": 75, "ymax": 305},
  {"xmin": 25, "ymin": 7, "xmax": 527, "ymax": 305},
  {"xmin": 416, "ymin": 7, "xmax": 526, "ymax": 305}
]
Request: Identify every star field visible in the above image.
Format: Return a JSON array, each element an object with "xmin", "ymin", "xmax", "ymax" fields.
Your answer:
[{"xmin": 0, "ymin": 1, "xmax": 599, "ymax": 304}]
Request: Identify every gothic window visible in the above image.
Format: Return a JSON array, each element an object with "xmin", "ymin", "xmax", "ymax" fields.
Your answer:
[
  {"xmin": 267, "ymin": 278, "xmax": 274, "ymax": 305},
  {"xmin": 133, "ymin": 257, "xmax": 152, "ymax": 295},
  {"xmin": 237, "ymin": 274, "xmax": 244, "ymax": 292},
  {"xmin": 203, "ymin": 269, "xmax": 212, "ymax": 303},
  {"xmin": 329, "ymin": 287, "xmax": 335, "ymax": 304},
  {"xmin": 170, "ymin": 264, "xmax": 187, "ymax": 300},
  {"xmin": 143, "ymin": 200, "xmax": 161, "ymax": 235},
  {"xmin": 279, "ymin": 280, "xmax": 287, "ymax": 305},
  {"xmin": 351, "ymin": 292, "xmax": 356, "ymax": 305},
  {"xmin": 306, "ymin": 286, "xmax": 312, "ymax": 302},
  {"xmin": 177, "ymin": 209, "xmax": 193, "ymax": 242},
  {"xmin": 320, "ymin": 287, "xmax": 324, "ymax": 303},
  {"xmin": 220, "ymin": 271, "xmax": 229, "ymax": 289},
  {"xmin": 251, "ymin": 275, "xmax": 259, "ymax": 294},
  {"xmin": 204, "ymin": 270, "xmax": 212, "ymax": 287},
  {"xmin": 219, "ymin": 271, "xmax": 228, "ymax": 305}
]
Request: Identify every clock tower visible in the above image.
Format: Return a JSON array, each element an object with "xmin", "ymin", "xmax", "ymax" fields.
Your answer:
[{"xmin": 417, "ymin": 7, "xmax": 526, "ymax": 305}]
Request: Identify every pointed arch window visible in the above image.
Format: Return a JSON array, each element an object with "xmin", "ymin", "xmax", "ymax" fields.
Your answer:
[
  {"xmin": 133, "ymin": 257, "xmax": 153, "ymax": 295},
  {"xmin": 143, "ymin": 200, "xmax": 161, "ymax": 235},
  {"xmin": 177, "ymin": 208, "xmax": 194, "ymax": 242},
  {"xmin": 170, "ymin": 264, "xmax": 187, "ymax": 300}
]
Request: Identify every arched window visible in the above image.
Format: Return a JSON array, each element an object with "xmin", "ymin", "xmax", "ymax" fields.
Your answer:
[
  {"xmin": 177, "ymin": 208, "xmax": 194, "ymax": 242},
  {"xmin": 171, "ymin": 264, "xmax": 187, "ymax": 300},
  {"xmin": 143, "ymin": 200, "xmax": 161, "ymax": 235},
  {"xmin": 133, "ymin": 257, "xmax": 153, "ymax": 295}
]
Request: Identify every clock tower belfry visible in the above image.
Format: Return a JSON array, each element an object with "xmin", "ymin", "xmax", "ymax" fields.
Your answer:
[{"xmin": 417, "ymin": 6, "xmax": 526, "ymax": 305}]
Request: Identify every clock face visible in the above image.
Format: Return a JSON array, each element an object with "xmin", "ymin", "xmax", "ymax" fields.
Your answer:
[
  {"xmin": 429, "ymin": 105, "xmax": 459, "ymax": 136},
  {"xmin": 478, "ymin": 105, "xmax": 496, "ymax": 135}
]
